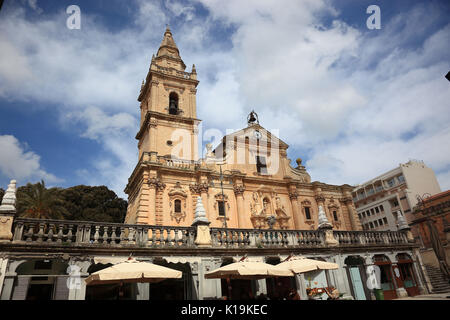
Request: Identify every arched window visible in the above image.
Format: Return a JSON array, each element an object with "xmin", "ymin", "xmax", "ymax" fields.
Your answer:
[
  {"xmin": 174, "ymin": 199, "xmax": 181, "ymax": 213},
  {"xmin": 169, "ymin": 92, "xmax": 179, "ymax": 115}
]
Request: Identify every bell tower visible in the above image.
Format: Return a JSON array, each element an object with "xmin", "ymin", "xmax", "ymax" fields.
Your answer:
[{"xmin": 136, "ymin": 26, "xmax": 200, "ymax": 161}]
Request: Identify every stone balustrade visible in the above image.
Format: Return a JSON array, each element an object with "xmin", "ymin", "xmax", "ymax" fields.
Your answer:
[
  {"xmin": 157, "ymin": 156, "xmax": 197, "ymax": 170},
  {"xmin": 10, "ymin": 218, "xmax": 412, "ymax": 249},
  {"xmin": 156, "ymin": 66, "xmax": 192, "ymax": 79}
]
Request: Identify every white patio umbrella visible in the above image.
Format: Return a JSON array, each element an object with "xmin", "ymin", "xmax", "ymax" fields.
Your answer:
[
  {"xmin": 277, "ymin": 256, "xmax": 339, "ymax": 274},
  {"xmin": 85, "ymin": 258, "xmax": 182, "ymax": 286},
  {"xmin": 205, "ymin": 261, "xmax": 294, "ymax": 280}
]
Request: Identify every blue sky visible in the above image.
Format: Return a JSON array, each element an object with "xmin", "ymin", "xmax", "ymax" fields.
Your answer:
[{"xmin": 0, "ymin": 0, "xmax": 449, "ymax": 199}]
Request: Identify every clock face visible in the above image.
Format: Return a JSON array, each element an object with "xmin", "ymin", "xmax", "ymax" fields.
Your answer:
[{"xmin": 254, "ymin": 130, "xmax": 261, "ymax": 139}]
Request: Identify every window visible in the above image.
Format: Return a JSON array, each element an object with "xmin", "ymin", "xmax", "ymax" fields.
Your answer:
[
  {"xmin": 362, "ymin": 212, "xmax": 366, "ymax": 218},
  {"xmin": 333, "ymin": 210, "xmax": 338, "ymax": 221},
  {"xmin": 34, "ymin": 260, "xmax": 52, "ymax": 270},
  {"xmin": 387, "ymin": 178, "xmax": 395, "ymax": 188},
  {"xmin": 380, "ymin": 205, "xmax": 384, "ymax": 212},
  {"xmin": 378, "ymin": 219, "xmax": 383, "ymax": 226},
  {"xmin": 367, "ymin": 210, "xmax": 371, "ymax": 217},
  {"xmin": 218, "ymin": 201, "xmax": 225, "ymax": 216},
  {"xmin": 392, "ymin": 199, "xmax": 399, "ymax": 207},
  {"xmin": 398, "ymin": 175, "xmax": 405, "ymax": 183},
  {"xmin": 169, "ymin": 92, "xmax": 179, "ymax": 115},
  {"xmin": 369, "ymin": 222, "xmax": 374, "ymax": 229},
  {"xmin": 374, "ymin": 220, "xmax": 379, "ymax": 227},
  {"xmin": 174, "ymin": 199, "xmax": 181, "ymax": 213},
  {"xmin": 304, "ymin": 207, "xmax": 311, "ymax": 220},
  {"xmin": 383, "ymin": 217, "xmax": 388, "ymax": 224},
  {"xmin": 358, "ymin": 213, "xmax": 362, "ymax": 219},
  {"xmin": 370, "ymin": 208, "xmax": 375, "ymax": 215},
  {"xmin": 256, "ymin": 156, "xmax": 268, "ymax": 174},
  {"xmin": 375, "ymin": 207, "xmax": 379, "ymax": 213}
]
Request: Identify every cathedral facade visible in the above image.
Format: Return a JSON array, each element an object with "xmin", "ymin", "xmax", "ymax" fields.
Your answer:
[{"xmin": 124, "ymin": 27, "xmax": 362, "ymax": 232}]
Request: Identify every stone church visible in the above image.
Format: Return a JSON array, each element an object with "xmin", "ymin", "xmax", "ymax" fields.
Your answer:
[{"xmin": 124, "ymin": 26, "xmax": 362, "ymax": 233}]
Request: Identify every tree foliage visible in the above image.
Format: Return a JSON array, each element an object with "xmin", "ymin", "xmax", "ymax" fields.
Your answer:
[
  {"xmin": 12, "ymin": 181, "xmax": 126, "ymax": 223},
  {"xmin": 0, "ymin": 188, "xmax": 4, "ymax": 204},
  {"xmin": 17, "ymin": 180, "xmax": 68, "ymax": 220}
]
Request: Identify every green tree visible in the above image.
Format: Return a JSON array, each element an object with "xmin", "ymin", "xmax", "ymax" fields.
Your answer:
[
  {"xmin": 0, "ymin": 188, "xmax": 4, "ymax": 204},
  {"xmin": 59, "ymin": 185, "xmax": 127, "ymax": 223},
  {"xmin": 16, "ymin": 180, "xmax": 69, "ymax": 220}
]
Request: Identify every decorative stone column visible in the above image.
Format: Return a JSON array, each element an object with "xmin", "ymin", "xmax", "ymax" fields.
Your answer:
[
  {"xmin": 148, "ymin": 177, "xmax": 165, "ymax": 225},
  {"xmin": 342, "ymin": 196, "xmax": 362, "ymax": 231},
  {"xmin": 317, "ymin": 205, "xmax": 338, "ymax": 247},
  {"xmin": 192, "ymin": 196, "xmax": 212, "ymax": 247},
  {"xmin": 289, "ymin": 190, "xmax": 302, "ymax": 229},
  {"xmin": 234, "ymin": 184, "xmax": 245, "ymax": 228},
  {"xmin": 147, "ymin": 177, "xmax": 158, "ymax": 225},
  {"xmin": 0, "ymin": 180, "xmax": 17, "ymax": 242}
]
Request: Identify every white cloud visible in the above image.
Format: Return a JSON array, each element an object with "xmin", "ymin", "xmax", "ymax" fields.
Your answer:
[
  {"xmin": 0, "ymin": 135, "xmax": 62, "ymax": 185},
  {"xmin": 0, "ymin": 0, "xmax": 448, "ymax": 198},
  {"xmin": 63, "ymin": 107, "xmax": 138, "ymax": 198}
]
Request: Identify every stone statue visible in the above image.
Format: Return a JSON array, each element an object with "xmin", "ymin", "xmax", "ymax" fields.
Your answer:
[
  {"xmin": 205, "ymin": 143, "xmax": 213, "ymax": 158},
  {"xmin": 252, "ymin": 192, "xmax": 262, "ymax": 215}
]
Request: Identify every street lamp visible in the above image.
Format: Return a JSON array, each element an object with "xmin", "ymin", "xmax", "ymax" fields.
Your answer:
[{"xmin": 218, "ymin": 163, "xmax": 231, "ymax": 230}]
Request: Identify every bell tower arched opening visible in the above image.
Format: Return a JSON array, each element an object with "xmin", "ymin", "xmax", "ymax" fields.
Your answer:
[{"xmin": 169, "ymin": 92, "xmax": 179, "ymax": 115}]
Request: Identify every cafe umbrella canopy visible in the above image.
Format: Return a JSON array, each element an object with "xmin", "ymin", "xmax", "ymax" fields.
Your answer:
[
  {"xmin": 277, "ymin": 256, "xmax": 339, "ymax": 273},
  {"xmin": 85, "ymin": 258, "xmax": 182, "ymax": 286},
  {"xmin": 204, "ymin": 260, "xmax": 294, "ymax": 280}
]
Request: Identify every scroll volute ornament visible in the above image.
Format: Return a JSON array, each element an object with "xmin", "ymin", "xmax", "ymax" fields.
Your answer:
[{"xmin": 148, "ymin": 177, "xmax": 166, "ymax": 190}]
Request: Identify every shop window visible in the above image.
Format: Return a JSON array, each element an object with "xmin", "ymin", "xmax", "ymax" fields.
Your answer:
[{"xmin": 34, "ymin": 260, "xmax": 52, "ymax": 270}]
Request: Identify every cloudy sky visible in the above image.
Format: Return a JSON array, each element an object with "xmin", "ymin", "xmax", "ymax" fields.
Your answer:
[{"xmin": 0, "ymin": 0, "xmax": 449, "ymax": 199}]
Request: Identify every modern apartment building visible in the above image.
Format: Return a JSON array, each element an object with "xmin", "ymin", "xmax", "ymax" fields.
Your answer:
[{"xmin": 352, "ymin": 160, "xmax": 441, "ymax": 232}]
